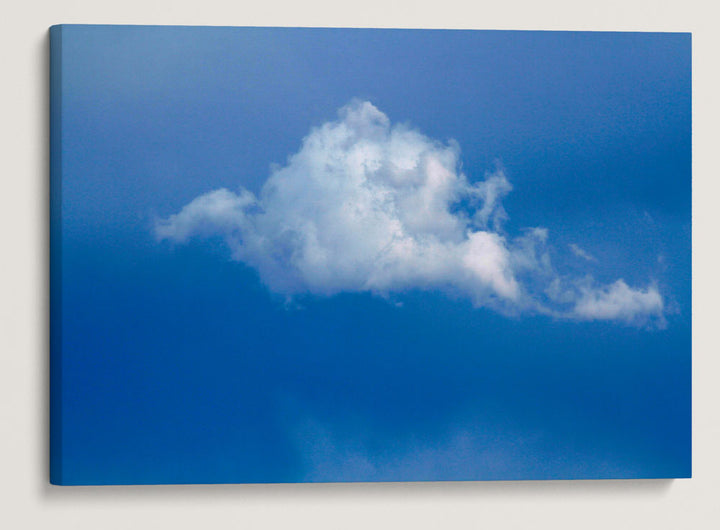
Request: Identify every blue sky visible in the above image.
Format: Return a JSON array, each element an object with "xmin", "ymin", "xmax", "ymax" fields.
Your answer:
[{"xmin": 54, "ymin": 25, "xmax": 690, "ymax": 484}]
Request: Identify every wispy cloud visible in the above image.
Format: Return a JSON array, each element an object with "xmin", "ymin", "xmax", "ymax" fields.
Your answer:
[
  {"xmin": 569, "ymin": 243, "xmax": 596, "ymax": 262},
  {"xmin": 292, "ymin": 415, "xmax": 639, "ymax": 482},
  {"xmin": 156, "ymin": 100, "xmax": 665, "ymax": 326}
]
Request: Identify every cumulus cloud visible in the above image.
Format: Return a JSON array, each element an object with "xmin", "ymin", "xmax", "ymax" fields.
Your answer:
[{"xmin": 156, "ymin": 100, "xmax": 664, "ymax": 326}]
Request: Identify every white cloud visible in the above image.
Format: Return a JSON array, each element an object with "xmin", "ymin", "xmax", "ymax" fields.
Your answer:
[
  {"xmin": 155, "ymin": 188, "xmax": 256, "ymax": 243},
  {"xmin": 569, "ymin": 243, "xmax": 596, "ymax": 262},
  {"xmin": 573, "ymin": 279, "xmax": 665, "ymax": 327},
  {"xmin": 156, "ymin": 100, "xmax": 665, "ymax": 326}
]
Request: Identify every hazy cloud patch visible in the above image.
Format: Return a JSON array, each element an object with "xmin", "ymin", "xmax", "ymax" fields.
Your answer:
[{"xmin": 569, "ymin": 243, "xmax": 597, "ymax": 262}]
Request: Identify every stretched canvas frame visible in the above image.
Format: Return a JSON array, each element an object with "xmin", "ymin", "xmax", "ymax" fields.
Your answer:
[{"xmin": 49, "ymin": 24, "xmax": 691, "ymax": 485}]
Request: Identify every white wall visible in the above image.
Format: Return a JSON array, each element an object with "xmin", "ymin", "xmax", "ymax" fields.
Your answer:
[{"xmin": 2, "ymin": 1, "xmax": 718, "ymax": 528}]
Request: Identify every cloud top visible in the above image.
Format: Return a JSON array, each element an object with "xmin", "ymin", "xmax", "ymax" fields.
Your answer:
[{"xmin": 156, "ymin": 100, "xmax": 664, "ymax": 326}]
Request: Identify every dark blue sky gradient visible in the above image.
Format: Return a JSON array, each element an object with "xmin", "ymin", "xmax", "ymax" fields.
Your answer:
[{"xmin": 55, "ymin": 25, "xmax": 691, "ymax": 484}]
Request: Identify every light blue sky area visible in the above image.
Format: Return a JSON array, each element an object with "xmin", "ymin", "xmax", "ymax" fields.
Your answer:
[{"xmin": 55, "ymin": 25, "xmax": 690, "ymax": 484}]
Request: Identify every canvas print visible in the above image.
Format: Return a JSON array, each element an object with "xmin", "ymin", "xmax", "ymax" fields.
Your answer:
[{"xmin": 50, "ymin": 25, "xmax": 691, "ymax": 485}]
